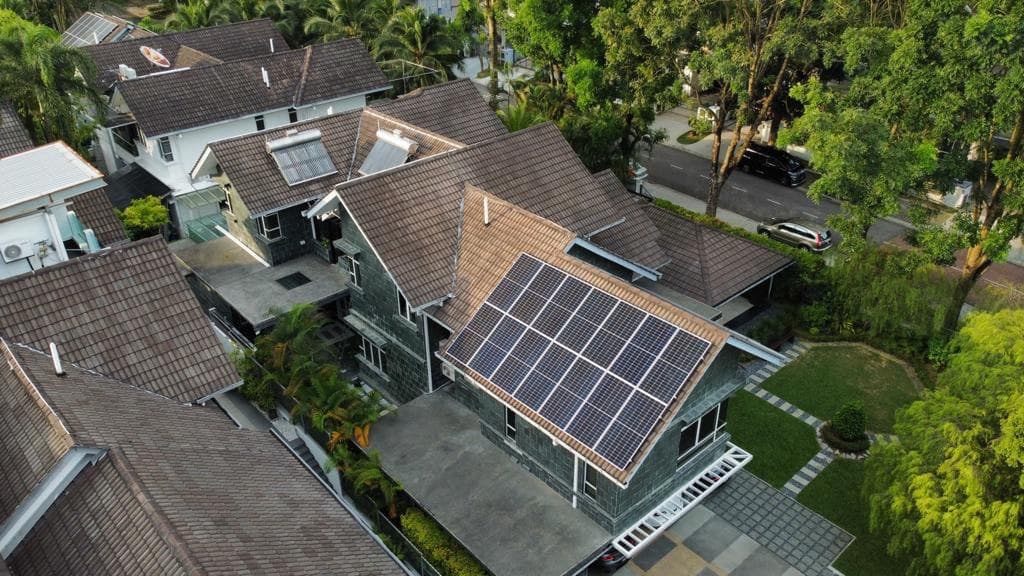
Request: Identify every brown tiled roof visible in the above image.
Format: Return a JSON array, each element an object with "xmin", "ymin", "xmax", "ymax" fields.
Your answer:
[
  {"xmin": 84, "ymin": 19, "xmax": 286, "ymax": 90},
  {"xmin": 69, "ymin": 187, "xmax": 128, "ymax": 247},
  {"xmin": 371, "ymin": 79, "xmax": 507, "ymax": 144},
  {"xmin": 172, "ymin": 44, "xmax": 222, "ymax": 68},
  {"xmin": 0, "ymin": 348, "xmax": 72, "ymax": 525},
  {"xmin": 0, "ymin": 101, "xmax": 33, "ymax": 158},
  {"xmin": 436, "ymin": 186, "xmax": 728, "ymax": 484},
  {"xmin": 336, "ymin": 122, "xmax": 622, "ymax": 308},
  {"xmin": 0, "ymin": 237, "xmax": 238, "ymax": 402},
  {"xmin": 2, "ymin": 342, "xmax": 404, "ymax": 576},
  {"xmin": 644, "ymin": 205, "xmax": 793, "ymax": 306},
  {"xmin": 350, "ymin": 109, "xmax": 464, "ymax": 177},
  {"xmin": 117, "ymin": 39, "xmax": 389, "ymax": 136},
  {"xmin": 206, "ymin": 79, "xmax": 502, "ymax": 216},
  {"xmin": 589, "ymin": 170, "xmax": 670, "ymax": 270}
]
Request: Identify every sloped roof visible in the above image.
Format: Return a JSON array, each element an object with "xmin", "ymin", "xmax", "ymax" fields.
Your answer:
[
  {"xmin": 117, "ymin": 39, "xmax": 389, "ymax": 136},
  {"xmin": 69, "ymin": 187, "xmax": 128, "ymax": 247},
  {"xmin": 0, "ymin": 102, "xmax": 33, "ymax": 158},
  {"xmin": 0, "ymin": 237, "xmax": 238, "ymax": 402},
  {"xmin": 371, "ymin": 79, "xmax": 507, "ymax": 144},
  {"xmin": 0, "ymin": 142, "xmax": 103, "ymax": 211},
  {"xmin": 205, "ymin": 79, "xmax": 502, "ymax": 216},
  {"xmin": 84, "ymin": 19, "xmax": 286, "ymax": 89},
  {"xmin": 436, "ymin": 187, "xmax": 728, "ymax": 484},
  {"xmin": 335, "ymin": 122, "xmax": 623, "ymax": 308},
  {"xmin": 589, "ymin": 170, "xmax": 670, "ymax": 270},
  {"xmin": 61, "ymin": 12, "xmax": 155, "ymax": 47},
  {"xmin": 644, "ymin": 205, "xmax": 793, "ymax": 306},
  {"xmin": 1, "ymin": 341, "xmax": 404, "ymax": 576}
]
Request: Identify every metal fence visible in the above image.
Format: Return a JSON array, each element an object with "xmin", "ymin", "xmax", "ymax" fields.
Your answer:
[{"xmin": 376, "ymin": 511, "xmax": 443, "ymax": 576}]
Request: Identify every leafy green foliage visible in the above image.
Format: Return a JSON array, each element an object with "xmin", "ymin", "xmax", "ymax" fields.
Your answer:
[
  {"xmin": 400, "ymin": 509, "xmax": 488, "ymax": 576},
  {"xmin": 349, "ymin": 450, "xmax": 401, "ymax": 518},
  {"xmin": 496, "ymin": 102, "xmax": 543, "ymax": 132},
  {"xmin": 865, "ymin": 310, "xmax": 1024, "ymax": 575},
  {"xmin": 116, "ymin": 196, "xmax": 169, "ymax": 240},
  {"xmin": 832, "ymin": 401, "xmax": 867, "ymax": 442},
  {"xmin": 373, "ymin": 7, "xmax": 463, "ymax": 89}
]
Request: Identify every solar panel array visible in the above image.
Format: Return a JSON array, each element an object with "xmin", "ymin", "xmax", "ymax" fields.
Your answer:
[
  {"xmin": 447, "ymin": 254, "xmax": 712, "ymax": 470},
  {"xmin": 271, "ymin": 138, "xmax": 338, "ymax": 185},
  {"xmin": 62, "ymin": 13, "xmax": 117, "ymax": 47}
]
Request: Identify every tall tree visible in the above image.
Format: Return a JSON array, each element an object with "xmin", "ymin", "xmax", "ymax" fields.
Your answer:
[
  {"xmin": 0, "ymin": 11, "xmax": 101, "ymax": 148},
  {"xmin": 164, "ymin": 0, "xmax": 232, "ymax": 30},
  {"xmin": 303, "ymin": 0, "xmax": 382, "ymax": 41},
  {"xmin": 373, "ymin": 6, "xmax": 462, "ymax": 89},
  {"xmin": 499, "ymin": 0, "xmax": 599, "ymax": 87},
  {"xmin": 479, "ymin": 0, "xmax": 500, "ymax": 107},
  {"xmin": 682, "ymin": 0, "xmax": 818, "ymax": 217},
  {"xmin": 864, "ymin": 309, "xmax": 1024, "ymax": 575}
]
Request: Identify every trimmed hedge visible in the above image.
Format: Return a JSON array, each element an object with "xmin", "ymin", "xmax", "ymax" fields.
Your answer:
[
  {"xmin": 821, "ymin": 423, "xmax": 870, "ymax": 454},
  {"xmin": 400, "ymin": 509, "xmax": 488, "ymax": 576},
  {"xmin": 832, "ymin": 402, "xmax": 867, "ymax": 441}
]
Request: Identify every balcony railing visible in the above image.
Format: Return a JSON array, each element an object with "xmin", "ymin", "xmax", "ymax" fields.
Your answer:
[{"xmin": 111, "ymin": 130, "xmax": 138, "ymax": 157}]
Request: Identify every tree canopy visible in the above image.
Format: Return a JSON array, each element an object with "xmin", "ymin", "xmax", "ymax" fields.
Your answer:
[{"xmin": 865, "ymin": 309, "xmax": 1024, "ymax": 575}]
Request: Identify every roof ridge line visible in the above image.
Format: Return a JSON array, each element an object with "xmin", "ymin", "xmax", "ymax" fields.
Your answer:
[
  {"xmin": 292, "ymin": 45, "xmax": 314, "ymax": 106},
  {"xmin": 106, "ymin": 448, "xmax": 208, "ymax": 574},
  {"xmin": 0, "ymin": 339, "xmax": 76, "ymax": 446},
  {"xmin": 0, "ymin": 236, "xmax": 164, "ymax": 288},
  {"xmin": 87, "ymin": 17, "xmax": 278, "ymax": 51}
]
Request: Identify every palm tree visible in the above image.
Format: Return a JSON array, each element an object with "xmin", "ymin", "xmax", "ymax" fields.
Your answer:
[
  {"xmin": 0, "ymin": 15, "xmax": 101, "ymax": 148},
  {"xmin": 304, "ymin": 0, "xmax": 379, "ymax": 41},
  {"xmin": 262, "ymin": 0, "xmax": 308, "ymax": 46},
  {"xmin": 373, "ymin": 7, "xmax": 462, "ymax": 89},
  {"xmin": 289, "ymin": 367, "xmax": 362, "ymax": 435},
  {"xmin": 350, "ymin": 450, "xmax": 401, "ymax": 518},
  {"xmin": 164, "ymin": 0, "xmax": 233, "ymax": 31},
  {"xmin": 498, "ymin": 102, "xmax": 544, "ymax": 131}
]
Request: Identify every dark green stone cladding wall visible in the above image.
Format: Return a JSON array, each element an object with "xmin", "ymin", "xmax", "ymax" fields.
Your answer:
[
  {"xmin": 338, "ymin": 211, "xmax": 429, "ymax": 404},
  {"xmin": 450, "ymin": 347, "xmax": 741, "ymax": 533}
]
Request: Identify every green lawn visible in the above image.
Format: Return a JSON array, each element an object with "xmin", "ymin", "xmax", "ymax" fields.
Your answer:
[
  {"xmin": 798, "ymin": 459, "xmax": 910, "ymax": 576},
  {"xmin": 762, "ymin": 345, "xmax": 918, "ymax": 433},
  {"xmin": 725, "ymin": 390, "xmax": 820, "ymax": 488}
]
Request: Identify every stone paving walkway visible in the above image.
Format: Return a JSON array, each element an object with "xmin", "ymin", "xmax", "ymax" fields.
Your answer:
[{"xmin": 782, "ymin": 451, "xmax": 834, "ymax": 497}]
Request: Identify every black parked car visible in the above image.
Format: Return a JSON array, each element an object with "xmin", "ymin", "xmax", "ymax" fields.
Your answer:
[
  {"xmin": 591, "ymin": 546, "xmax": 627, "ymax": 573},
  {"xmin": 738, "ymin": 142, "xmax": 807, "ymax": 187}
]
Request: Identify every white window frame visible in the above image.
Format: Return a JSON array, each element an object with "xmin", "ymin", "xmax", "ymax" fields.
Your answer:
[
  {"xmin": 223, "ymin": 186, "xmax": 234, "ymax": 214},
  {"xmin": 505, "ymin": 407, "xmax": 517, "ymax": 441},
  {"xmin": 397, "ymin": 288, "xmax": 415, "ymax": 322},
  {"xmin": 583, "ymin": 463, "xmax": 598, "ymax": 499},
  {"xmin": 255, "ymin": 212, "xmax": 282, "ymax": 241},
  {"xmin": 677, "ymin": 401, "xmax": 729, "ymax": 465},
  {"xmin": 360, "ymin": 335, "xmax": 387, "ymax": 374},
  {"xmin": 344, "ymin": 254, "xmax": 362, "ymax": 288},
  {"xmin": 157, "ymin": 136, "xmax": 174, "ymax": 162}
]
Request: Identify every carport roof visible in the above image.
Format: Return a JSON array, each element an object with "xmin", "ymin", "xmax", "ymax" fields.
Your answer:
[{"xmin": 369, "ymin": 388, "xmax": 611, "ymax": 576}]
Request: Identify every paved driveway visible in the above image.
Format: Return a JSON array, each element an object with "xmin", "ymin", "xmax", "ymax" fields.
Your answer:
[{"xmin": 613, "ymin": 471, "xmax": 851, "ymax": 576}]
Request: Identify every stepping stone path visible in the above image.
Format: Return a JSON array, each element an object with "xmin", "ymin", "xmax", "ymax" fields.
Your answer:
[{"xmin": 782, "ymin": 450, "xmax": 833, "ymax": 497}]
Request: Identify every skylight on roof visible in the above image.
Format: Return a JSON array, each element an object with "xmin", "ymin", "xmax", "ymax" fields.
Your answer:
[
  {"xmin": 267, "ymin": 129, "xmax": 338, "ymax": 186},
  {"xmin": 358, "ymin": 129, "xmax": 419, "ymax": 176}
]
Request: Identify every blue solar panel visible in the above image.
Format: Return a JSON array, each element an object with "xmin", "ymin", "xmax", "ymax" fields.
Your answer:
[{"xmin": 446, "ymin": 253, "xmax": 713, "ymax": 472}]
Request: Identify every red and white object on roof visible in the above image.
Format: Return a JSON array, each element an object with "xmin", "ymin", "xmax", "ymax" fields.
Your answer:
[{"xmin": 139, "ymin": 45, "xmax": 170, "ymax": 68}]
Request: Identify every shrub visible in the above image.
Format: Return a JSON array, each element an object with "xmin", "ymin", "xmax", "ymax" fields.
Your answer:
[
  {"xmin": 400, "ymin": 509, "xmax": 488, "ymax": 576},
  {"xmin": 831, "ymin": 402, "xmax": 867, "ymax": 442},
  {"xmin": 821, "ymin": 422, "xmax": 871, "ymax": 454},
  {"xmin": 116, "ymin": 195, "xmax": 169, "ymax": 240}
]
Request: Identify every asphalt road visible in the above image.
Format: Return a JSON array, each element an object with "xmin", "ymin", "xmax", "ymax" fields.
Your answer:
[{"xmin": 646, "ymin": 144, "xmax": 908, "ymax": 244}]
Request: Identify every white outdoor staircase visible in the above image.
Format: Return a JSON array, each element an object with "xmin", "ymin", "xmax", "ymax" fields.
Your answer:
[{"xmin": 612, "ymin": 443, "xmax": 752, "ymax": 557}]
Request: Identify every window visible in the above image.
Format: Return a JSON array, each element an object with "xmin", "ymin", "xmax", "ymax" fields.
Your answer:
[
  {"xmin": 583, "ymin": 463, "xmax": 598, "ymax": 499},
  {"xmin": 255, "ymin": 212, "xmax": 282, "ymax": 240},
  {"xmin": 255, "ymin": 115, "xmax": 266, "ymax": 131},
  {"xmin": 397, "ymin": 289, "xmax": 415, "ymax": 322},
  {"xmin": 344, "ymin": 254, "xmax": 362, "ymax": 288},
  {"xmin": 222, "ymin": 187, "xmax": 233, "ymax": 214},
  {"xmin": 505, "ymin": 407, "xmax": 517, "ymax": 441},
  {"xmin": 288, "ymin": 107, "xmax": 298, "ymax": 123},
  {"xmin": 677, "ymin": 400, "xmax": 729, "ymax": 463},
  {"xmin": 360, "ymin": 335, "xmax": 387, "ymax": 374},
  {"xmin": 157, "ymin": 136, "xmax": 174, "ymax": 162}
]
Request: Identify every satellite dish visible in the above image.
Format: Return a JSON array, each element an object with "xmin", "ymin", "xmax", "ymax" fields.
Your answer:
[{"xmin": 139, "ymin": 45, "xmax": 170, "ymax": 68}]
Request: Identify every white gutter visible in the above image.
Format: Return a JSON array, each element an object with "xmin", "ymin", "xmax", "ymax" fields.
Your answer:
[{"xmin": 0, "ymin": 447, "xmax": 105, "ymax": 558}]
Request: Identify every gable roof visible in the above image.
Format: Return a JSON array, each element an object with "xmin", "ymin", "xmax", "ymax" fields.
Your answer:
[
  {"xmin": 436, "ymin": 187, "xmax": 729, "ymax": 484},
  {"xmin": 335, "ymin": 122, "xmax": 623, "ymax": 308},
  {"xmin": 0, "ymin": 237, "xmax": 238, "ymax": 402},
  {"xmin": 0, "ymin": 102, "xmax": 33, "ymax": 158},
  {"xmin": 84, "ymin": 19, "xmax": 285, "ymax": 90},
  {"xmin": 204, "ymin": 79, "xmax": 503, "ymax": 216},
  {"xmin": 644, "ymin": 205, "xmax": 793, "ymax": 306},
  {"xmin": 1, "ymin": 341, "xmax": 405, "ymax": 576},
  {"xmin": 589, "ymin": 170, "xmax": 670, "ymax": 271},
  {"xmin": 371, "ymin": 79, "xmax": 507, "ymax": 144},
  {"xmin": 116, "ymin": 39, "xmax": 389, "ymax": 137}
]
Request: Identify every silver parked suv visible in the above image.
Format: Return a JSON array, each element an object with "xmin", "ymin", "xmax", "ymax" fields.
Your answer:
[{"xmin": 756, "ymin": 218, "xmax": 834, "ymax": 252}]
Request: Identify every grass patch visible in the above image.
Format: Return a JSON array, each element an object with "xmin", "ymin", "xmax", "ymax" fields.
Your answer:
[
  {"xmin": 725, "ymin": 390, "xmax": 819, "ymax": 488},
  {"xmin": 797, "ymin": 459, "xmax": 910, "ymax": 576},
  {"xmin": 762, "ymin": 345, "xmax": 918, "ymax": 433},
  {"xmin": 676, "ymin": 130, "xmax": 705, "ymax": 145}
]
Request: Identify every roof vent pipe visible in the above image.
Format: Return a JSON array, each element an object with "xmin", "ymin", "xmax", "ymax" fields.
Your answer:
[
  {"xmin": 269, "ymin": 38, "xmax": 275, "ymax": 53},
  {"xmin": 261, "ymin": 67, "xmax": 270, "ymax": 88},
  {"xmin": 49, "ymin": 343, "xmax": 64, "ymax": 376},
  {"xmin": 483, "ymin": 196, "xmax": 490, "ymax": 226}
]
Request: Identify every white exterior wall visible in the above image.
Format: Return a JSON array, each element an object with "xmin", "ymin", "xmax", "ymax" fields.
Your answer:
[{"xmin": 0, "ymin": 211, "xmax": 68, "ymax": 280}]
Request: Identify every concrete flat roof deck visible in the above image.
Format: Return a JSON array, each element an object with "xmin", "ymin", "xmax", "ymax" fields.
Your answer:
[
  {"xmin": 370, "ymin": 388, "xmax": 611, "ymax": 576},
  {"xmin": 172, "ymin": 236, "xmax": 349, "ymax": 331}
]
